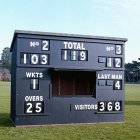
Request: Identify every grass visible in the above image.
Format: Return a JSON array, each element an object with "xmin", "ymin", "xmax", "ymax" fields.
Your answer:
[{"xmin": 0, "ymin": 82, "xmax": 140, "ymax": 140}]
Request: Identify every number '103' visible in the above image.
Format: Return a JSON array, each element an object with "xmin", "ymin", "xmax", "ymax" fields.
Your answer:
[{"xmin": 20, "ymin": 53, "xmax": 49, "ymax": 65}]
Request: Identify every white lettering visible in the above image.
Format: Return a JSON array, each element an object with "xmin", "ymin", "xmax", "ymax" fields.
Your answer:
[
  {"xmin": 25, "ymin": 96, "xmax": 44, "ymax": 101},
  {"xmin": 63, "ymin": 42, "xmax": 85, "ymax": 50},
  {"xmin": 26, "ymin": 72, "xmax": 32, "ymax": 78},
  {"xmin": 112, "ymin": 74, "xmax": 122, "ymax": 79},
  {"xmin": 98, "ymin": 74, "xmax": 110, "ymax": 79},
  {"xmin": 26, "ymin": 72, "xmax": 43, "ymax": 78},
  {"xmin": 39, "ymin": 73, "xmax": 43, "ymax": 78},
  {"xmin": 30, "ymin": 41, "xmax": 39, "ymax": 47},
  {"xmin": 74, "ymin": 104, "xmax": 97, "ymax": 110},
  {"xmin": 98, "ymin": 74, "xmax": 122, "ymax": 80},
  {"xmin": 106, "ymin": 46, "xmax": 114, "ymax": 51},
  {"xmin": 32, "ymin": 73, "xmax": 36, "ymax": 78},
  {"xmin": 77, "ymin": 43, "xmax": 81, "ymax": 50},
  {"xmin": 64, "ymin": 42, "xmax": 68, "ymax": 49},
  {"xmin": 68, "ymin": 42, "xmax": 73, "ymax": 49},
  {"xmin": 73, "ymin": 42, "xmax": 77, "ymax": 49}
]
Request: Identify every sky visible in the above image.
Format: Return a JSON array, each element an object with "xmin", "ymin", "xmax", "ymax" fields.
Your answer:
[{"xmin": 0, "ymin": 0, "xmax": 140, "ymax": 63}]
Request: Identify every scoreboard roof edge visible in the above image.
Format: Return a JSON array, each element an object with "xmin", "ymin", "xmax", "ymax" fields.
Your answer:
[{"xmin": 10, "ymin": 30, "xmax": 128, "ymax": 52}]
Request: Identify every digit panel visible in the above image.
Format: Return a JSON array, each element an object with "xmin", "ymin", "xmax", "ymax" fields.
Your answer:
[
  {"xmin": 24, "ymin": 101, "xmax": 44, "ymax": 114},
  {"xmin": 20, "ymin": 53, "xmax": 50, "ymax": 65},
  {"xmin": 115, "ymin": 44, "xmax": 123, "ymax": 55},
  {"xmin": 98, "ymin": 101, "xmax": 122, "ymax": 112},
  {"xmin": 30, "ymin": 79, "xmax": 39, "ymax": 90},
  {"xmin": 41, "ymin": 40, "xmax": 50, "ymax": 51},
  {"xmin": 106, "ymin": 57, "xmax": 122, "ymax": 68},
  {"xmin": 113, "ymin": 80, "xmax": 122, "ymax": 90},
  {"xmin": 61, "ymin": 49, "xmax": 88, "ymax": 61},
  {"xmin": 98, "ymin": 57, "xmax": 123, "ymax": 68},
  {"xmin": 98, "ymin": 79, "xmax": 122, "ymax": 90}
]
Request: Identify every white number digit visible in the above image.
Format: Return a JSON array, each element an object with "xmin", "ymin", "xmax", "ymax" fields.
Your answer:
[
  {"xmin": 72, "ymin": 51, "xmax": 76, "ymax": 60},
  {"xmin": 26, "ymin": 103, "xmax": 33, "ymax": 113},
  {"xmin": 31, "ymin": 54, "xmax": 39, "ymax": 64},
  {"xmin": 64, "ymin": 50, "xmax": 68, "ymax": 60},
  {"xmin": 115, "ymin": 102, "xmax": 121, "ymax": 111},
  {"xmin": 23, "ymin": 54, "xmax": 27, "ymax": 64},
  {"xmin": 35, "ymin": 103, "xmax": 42, "ymax": 113},
  {"xmin": 42, "ymin": 40, "xmax": 49, "ymax": 50},
  {"xmin": 107, "ymin": 102, "xmax": 113, "ymax": 111},
  {"xmin": 99, "ymin": 102, "xmax": 105, "ymax": 112},
  {"xmin": 115, "ymin": 81, "xmax": 121, "ymax": 90},
  {"xmin": 41, "ymin": 55, "xmax": 48, "ymax": 64},
  {"xmin": 116, "ymin": 45, "xmax": 122, "ymax": 54},
  {"xmin": 115, "ymin": 58, "xmax": 121, "ymax": 68},
  {"xmin": 107, "ymin": 58, "xmax": 112, "ymax": 67},
  {"xmin": 80, "ymin": 51, "xmax": 86, "ymax": 61}
]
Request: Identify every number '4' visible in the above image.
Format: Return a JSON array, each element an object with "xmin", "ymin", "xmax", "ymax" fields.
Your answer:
[{"xmin": 114, "ymin": 80, "xmax": 122, "ymax": 90}]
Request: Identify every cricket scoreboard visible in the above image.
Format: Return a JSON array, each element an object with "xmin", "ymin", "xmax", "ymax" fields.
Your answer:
[{"xmin": 10, "ymin": 30, "xmax": 127, "ymax": 126}]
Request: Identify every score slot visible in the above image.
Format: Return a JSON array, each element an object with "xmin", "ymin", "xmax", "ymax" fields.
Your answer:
[
  {"xmin": 61, "ymin": 50, "xmax": 88, "ymax": 61},
  {"xmin": 106, "ymin": 58, "xmax": 113, "ymax": 68},
  {"xmin": 98, "ymin": 57, "xmax": 122, "ymax": 68},
  {"xmin": 113, "ymin": 80, "xmax": 122, "ymax": 90},
  {"xmin": 20, "ymin": 53, "xmax": 30, "ymax": 64},
  {"xmin": 98, "ymin": 80, "xmax": 122, "ymax": 90},
  {"xmin": 98, "ymin": 101, "xmax": 122, "ymax": 112},
  {"xmin": 20, "ymin": 53, "xmax": 49, "ymax": 65},
  {"xmin": 71, "ymin": 50, "xmax": 79, "ymax": 61},
  {"xmin": 114, "ymin": 58, "xmax": 122, "ymax": 68},
  {"xmin": 61, "ymin": 50, "xmax": 71, "ymax": 60},
  {"xmin": 115, "ymin": 45, "xmax": 122, "ymax": 55},
  {"xmin": 106, "ymin": 58, "xmax": 122, "ymax": 68},
  {"xmin": 24, "ymin": 102, "xmax": 44, "ymax": 114},
  {"xmin": 30, "ymin": 79, "xmax": 39, "ymax": 90},
  {"xmin": 42, "ymin": 40, "xmax": 50, "ymax": 51}
]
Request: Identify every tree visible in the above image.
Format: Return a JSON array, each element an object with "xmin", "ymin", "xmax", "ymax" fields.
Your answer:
[
  {"xmin": 1, "ymin": 47, "xmax": 11, "ymax": 71},
  {"xmin": 125, "ymin": 59, "xmax": 140, "ymax": 82},
  {"xmin": 0, "ymin": 59, "xmax": 2, "ymax": 67}
]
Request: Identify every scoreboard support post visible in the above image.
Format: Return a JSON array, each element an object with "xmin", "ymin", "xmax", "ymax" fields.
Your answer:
[{"xmin": 10, "ymin": 30, "xmax": 127, "ymax": 126}]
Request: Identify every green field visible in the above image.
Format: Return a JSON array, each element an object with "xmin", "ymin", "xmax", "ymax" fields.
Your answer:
[{"xmin": 0, "ymin": 82, "xmax": 140, "ymax": 140}]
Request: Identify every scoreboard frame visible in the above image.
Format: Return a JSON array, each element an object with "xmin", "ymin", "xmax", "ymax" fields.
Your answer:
[{"xmin": 10, "ymin": 30, "xmax": 127, "ymax": 126}]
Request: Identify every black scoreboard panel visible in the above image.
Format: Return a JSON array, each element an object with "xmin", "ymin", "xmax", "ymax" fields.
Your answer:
[{"xmin": 10, "ymin": 30, "xmax": 127, "ymax": 126}]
